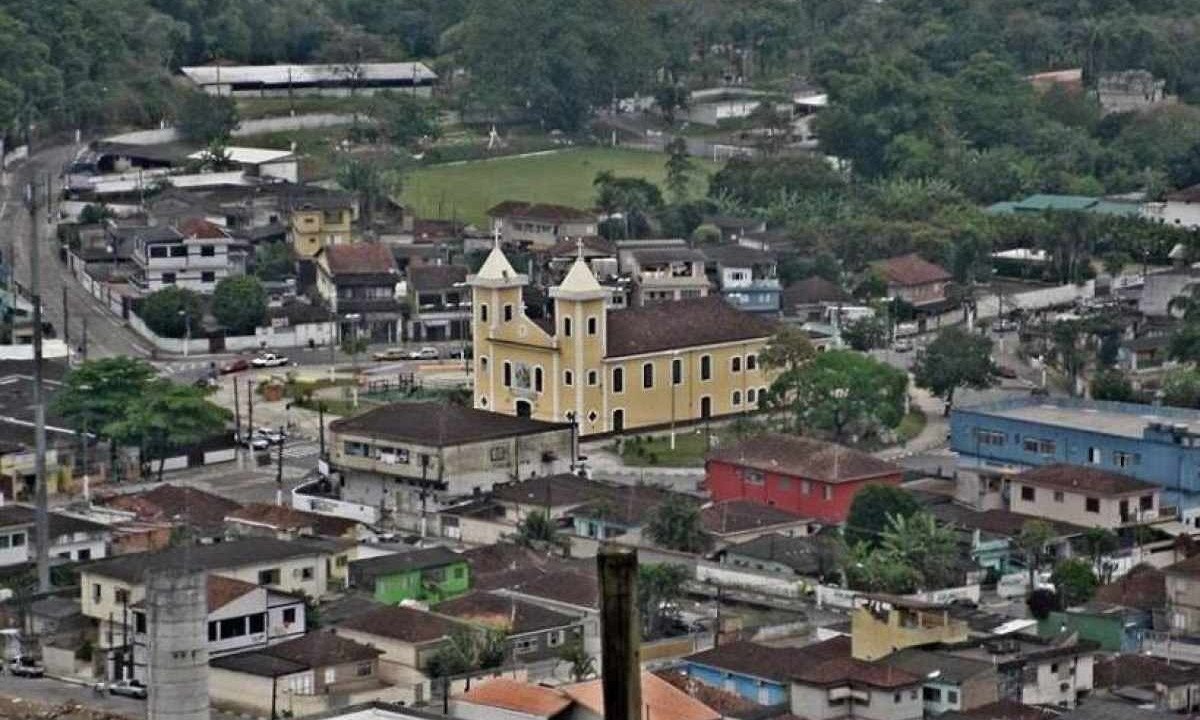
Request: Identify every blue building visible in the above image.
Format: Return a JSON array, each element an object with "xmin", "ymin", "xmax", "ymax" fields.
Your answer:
[
  {"xmin": 679, "ymin": 640, "xmax": 794, "ymax": 705},
  {"xmin": 950, "ymin": 396, "xmax": 1200, "ymax": 508}
]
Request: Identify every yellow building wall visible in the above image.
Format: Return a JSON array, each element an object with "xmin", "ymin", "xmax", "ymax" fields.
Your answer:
[
  {"xmin": 850, "ymin": 607, "xmax": 970, "ymax": 661},
  {"xmin": 291, "ymin": 209, "xmax": 353, "ymax": 258}
]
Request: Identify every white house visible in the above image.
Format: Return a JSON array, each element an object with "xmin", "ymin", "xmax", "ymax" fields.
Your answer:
[
  {"xmin": 0, "ymin": 505, "xmax": 110, "ymax": 568},
  {"xmin": 132, "ymin": 217, "xmax": 240, "ymax": 294}
]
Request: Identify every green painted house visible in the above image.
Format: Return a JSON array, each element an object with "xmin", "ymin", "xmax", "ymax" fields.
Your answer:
[
  {"xmin": 1037, "ymin": 601, "xmax": 1151, "ymax": 652},
  {"xmin": 349, "ymin": 546, "xmax": 470, "ymax": 604}
]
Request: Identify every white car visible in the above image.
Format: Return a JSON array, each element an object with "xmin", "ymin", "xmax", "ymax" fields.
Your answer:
[
  {"xmin": 108, "ymin": 679, "xmax": 148, "ymax": 700},
  {"xmin": 251, "ymin": 353, "xmax": 290, "ymax": 368},
  {"xmin": 255, "ymin": 427, "xmax": 287, "ymax": 445},
  {"xmin": 408, "ymin": 346, "xmax": 439, "ymax": 360},
  {"xmin": 241, "ymin": 434, "xmax": 270, "ymax": 451}
]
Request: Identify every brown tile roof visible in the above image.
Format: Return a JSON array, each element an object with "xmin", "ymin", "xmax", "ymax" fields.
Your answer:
[
  {"xmin": 1163, "ymin": 552, "xmax": 1200, "ymax": 578},
  {"xmin": 1166, "ymin": 184, "xmax": 1200, "ymax": 204},
  {"xmin": 563, "ymin": 671, "xmax": 720, "ymax": 720},
  {"xmin": 330, "ymin": 402, "xmax": 570, "ymax": 446},
  {"xmin": 103, "ymin": 484, "xmax": 241, "ymax": 531},
  {"xmin": 793, "ymin": 656, "xmax": 921, "ymax": 689},
  {"xmin": 458, "ymin": 678, "xmax": 572, "ymax": 718},
  {"xmin": 513, "ymin": 569, "xmax": 599, "ymax": 609},
  {"xmin": 1094, "ymin": 653, "xmax": 1200, "ymax": 688},
  {"xmin": 707, "ymin": 433, "xmax": 901, "ymax": 484},
  {"xmin": 569, "ymin": 484, "xmax": 698, "ymax": 527},
  {"xmin": 782, "ymin": 277, "xmax": 852, "ymax": 308},
  {"xmin": 337, "ymin": 604, "xmax": 462, "ymax": 644},
  {"xmin": 605, "ymin": 296, "xmax": 775, "ymax": 358},
  {"xmin": 487, "ymin": 201, "xmax": 596, "ymax": 223},
  {"xmin": 685, "ymin": 637, "xmax": 851, "ymax": 682},
  {"xmin": 547, "ymin": 237, "xmax": 615, "ymax": 258},
  {"xmin": 321, "ymin": 243, "xmax": 399, "ymax": 276},
  {"xmin": 211, "ymin": 629, "xmax": 380, "ymax": 677},
  {"xmin": 461, "ymin": 544, "xmax": 592, "ymax": 592},
  {"xmin": 720, "ymin": 533, "xmax": 821, "ymax": 574},
  {"xmin": 655, "ymin": 670, "xmax": 764, "ymax": 718},
  {"xmin": 226, "ymin": 502, "xmax": 359, "ymax": 537},
  {"xmin": 700, "ymin": 500, "xmax": 808, "ymax": 535},
  {"xmin": 491, "ymin": 474, "xmax": 614, "ymax": 508},
  {"xmin": 944, "ymin": 700, "xmax": 1058, "ymax": 720},
  {"xmin": 926, "ymin": 503, "xmax": 1088, "ymax": 539},
  {"xmin": 869, "ymin": 253, "xmax": 951, "ymax": 287},
  {"xmin": 434, "ymin": 591, "xmax": 579, "ymax": 635},
  {"xmin": 1094, "ymin": 564, "xmax": 1166, "ymax": 610},
  {"xmin": 1015, "ymin": 463, "xmax": 1158, "ymax": 496},
  {"xmin": 177, "ymin": 217, "xmax": 229, "ymax": 239},
  {"xmin": 408, "ymin": 264, "xmax": 468, "ymax": 292},
  {"xmin": 207, "ymin": 575, "xmax": 258, "ymax": 612}
]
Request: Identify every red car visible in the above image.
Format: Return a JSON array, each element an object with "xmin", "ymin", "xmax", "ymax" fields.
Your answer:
[{"xmin": 219, "ymin": 358, "xmax": 250, "ymax": 374}]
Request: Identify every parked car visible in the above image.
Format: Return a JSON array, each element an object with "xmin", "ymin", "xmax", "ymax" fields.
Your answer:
[
  {"xmin": 251, "ymin": 353, "xmax": 289, "ymax": 368},
  {"xmin": 219, "ymin": 358, "xmax": 250, "ymax": 374},
  {"xmin": 372, "ymin": 348, "xmax": 408, "ymax": 361},
  {"xmin": 409, "ymin": 346, "xmax": 439, "ymax": 360},
  {"xmin": 255, "ymin": 427, "xmax": 287, "ymax": 445},
  {"xmin": 447, "ymin": 346, "xmax": 473, "ymax": 360},
  {"xmin": 241, "ymin": 434, "xmax": 270, "ymax": 451},
  {"xmin": 992, "ymin": 318, "xmax": 1018, "ymax": 333},
  {"xmin": 108, "ymin": 679, "xmax": 148, "ymax": 700},
  {"xmin": 9, "ymin": 657, "xmax": 44, "ymax": 677},
  {"xmin": 893, "ymin": 339, "xmax": 914, "ymax": 353}
]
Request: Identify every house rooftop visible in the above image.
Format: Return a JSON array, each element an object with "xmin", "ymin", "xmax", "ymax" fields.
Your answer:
[
  {"xmin": 177, "ymin": 217, "xmax": 230, "ymax": 240},
  {"xmin": 941, "ymin": 700, "xmax": 1058, "ymax": 720},
  {"xmin": 207, "ymin": 575, "xmax": 262, "ymax": 612},
  {"xmin": 1094, "ymin": 653, "xmax": 1200, "ymax": 688},
  {"xmin": 926, "ymin": 502, "xmax": 1088, "ymax": 539},
  {"xmin": 878, "ymin": 648, "xmax": 996, "ymax": 684},
  {"xmin": 210, "ymin": 629, "xmax": 380, "ymax": 677},
  {"xmin": 510, "ymin": 568, "xmax": 599, "ymax": 610},
  {"xmin": 487, "ymin": 200, "xmax": 596, "ymax": 223},
  {"xmin": 707, "ymin": 433, "xmax": 901, "ymax": 484},
  {"xmin": 1093, "ymin": 564, "xmax": 1165, "ymax": 611},
  {"xmin": 1015, "ymin": 463, "xmax": 1158, "ymax": 496},
  {"xmin": 630, "ymin": 247, "xmax": 709, "ymax": 265},
  {"xmin": 330, "ymin": 402, "xmax": 570, "ymax": 447},
  {"xmin": 720, "ymin": 533, "xmax": 821, "ymax": 575},
  {"xmin": 654, "ymin": 670, "xmax": 767, "ymax": 719},
  {"xmin": 562, "ymin": 671, "xmax": 720, "ymax": 720},
  {"xmin": 1058, "ymin": 699, "xmax": 1186, "ymax": 720},
  {"xmin": 320, "ymin": 243, "xmax": 399, "ymax": 278},
  {"xmin": 181, "ymin": 63, "xmax": 436, "ymax": 87},
  {"xmin": 781, "ymin": 277, "xmax": 852, "ymax": 308},
  {"xmin": 434, "ymin": 591, "xmax": 579, "ymax": 635},
  {"xmin": 225, "ymin": 502, "xmax": 359, "ymax": 537},
  {"xmin": 407, "ymin": 264, "xmax": 467, "ymax": 292},
  {"xmin": 605, "ymin": 296, "xmax": 776, "ymax": 358},
  {"xmin": 568, "ymin": 483, "xmax": 697, "ymax": 528},
  {"xmin": 82, "ymin": 537, "xmax": 334, "ymax": 584},
  {"xmin": 0, "ymin": 505, "xmax": 109, "ymax": 539},
  {"xmin": 490, "ymin": 474, "xmax": 614, "ymax": 509},
  {"xmin": 702, "ymin": 244, "xmax": 777, "ymax": 267},
  {"xmin": 349, "ymin": 546, "xmax": 463, "ymax": 585},
  {"xmin": 457, "ymin": 678, "xmax": 572, "ymax": 718},
  {"xmin": 700, "ymin": 499, "xmax": 809, "ymax": 536},
  {"xmin": 684, "ymin": 637, "xmax": 851, "ymax": 683},
  {"xmin": 792, "ymin": 656, "xmax": 921, "ymax": 689},
  {"xmin": 869, "ymin": 253, "xmax": 951, "ymax": 287},
  {"xmin": 955, "ymin": 395, "xmax": 1200, "ymax": 440},
  {"xmin": 337, "ymin": 604, "xmax": 462, "ymax": 644},
  {"xmin": 100, "ymin": 484, "xmax": 241, "ymax": 531}
]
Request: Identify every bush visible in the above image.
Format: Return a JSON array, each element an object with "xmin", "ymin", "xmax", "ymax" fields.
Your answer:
[
  {"xmin": 139, "ymin": 287, "xmax": 204, "ymax": 339},
  {"xmin": 211, "ymin": 276, "xmax": 267, "ymax": 335}
]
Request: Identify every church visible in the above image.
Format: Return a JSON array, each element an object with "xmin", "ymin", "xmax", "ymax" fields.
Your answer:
[{"xmin": 467, "ymin": 243, "xmax": 776, "ymax": 436}]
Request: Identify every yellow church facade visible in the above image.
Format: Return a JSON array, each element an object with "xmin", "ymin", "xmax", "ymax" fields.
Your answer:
[{"xmin": 467, "ymin": 245, "xmax": 776, "ymax": 437}]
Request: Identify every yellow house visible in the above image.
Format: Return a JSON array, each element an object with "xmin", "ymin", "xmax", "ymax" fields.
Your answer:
[
  {"xmin": 851, "ymin": 594, "xmax": 970, "ymax": 661},
  {"xmin": 468, "ymin": 244, "xmax": 776, "ymax": 436},
  {"xmin": 289, "ymin": 196, "xmax": 356, "ymax": 258}
]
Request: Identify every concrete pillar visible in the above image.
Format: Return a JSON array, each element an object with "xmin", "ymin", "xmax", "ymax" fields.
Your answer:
[
  {"xmin": 146, "ymin": 571, "xmax": 210, "ymax": 720},
  {"xmin": 597, "ymin": 546, "xmax": 641, "ymax": 720}
]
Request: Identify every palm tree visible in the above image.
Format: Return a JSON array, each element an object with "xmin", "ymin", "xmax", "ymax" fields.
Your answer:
[{"xmin": 1168, "ymin": 283, "xmax": 1200, "ymax": 320}]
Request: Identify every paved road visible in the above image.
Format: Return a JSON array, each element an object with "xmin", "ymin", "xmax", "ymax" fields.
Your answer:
[
  {"xmin": 1, "ymin": 143, "xmax": 151, "ymax": 360},
  {"xmin": 0, "ymin": 673, "xmax": 246, "ymax": 720}
]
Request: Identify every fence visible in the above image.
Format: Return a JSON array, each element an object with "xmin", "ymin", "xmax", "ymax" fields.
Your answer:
[
  {"xmin": 696, "ymin": 563, "xmax": 809, "ymax": 599},
  {"xmin": 977, "ymin": 280, "xmax": 1096, "ymax": 318},
  {"xmin": 103, "ymin": 113, "xmax": 364, "ymax": 146},
  {"xmin": 815, "ymin": 583, "xmax": 982, "ymax": 609},
  {"xmin": 292, "ymin": 481, "xmax": 381, "ymax": 525}
]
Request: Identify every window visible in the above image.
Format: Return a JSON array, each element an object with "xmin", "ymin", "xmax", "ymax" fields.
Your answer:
[
  {"xmin": 200, "ymin": 245, "xmax": 215, "ymax": 257},
  {"xmin": 503, "ymin": 304, "xmax": 514, "ymax": 322},
  {"xmin": 587, "ymin": 317, "xmax": 598, "ymax": 335},
  {"xmin": 503, "ymin": 362, "xmax": 512, "ymax": 387},
  {"xmin": 10, "ymin": 533, "xmax": 24, "ymax": 547},
  {"xmin": 975, "ymin": 430, "xmax": 1005, "ymax": 446},
  {"xmin": 1086, "ymin": 497, "xmax": 1100, "ymax": 513},
  {"xmin": 135, "ymin": 613, "xmax": 147, "ymax": 634},
  {"xmin": 801, "ymin": 480, "xmax": 811, "ymax": 495},
  {"xmin": 161, "ymin": 272, "xmax": 176, "ymax": 285},
  {"xmin": 300, "ymin": 566, "xmax": 315, "ymax": 580},
  {"xmin": 534, "ymin": 367, "xmax": 543, "ymax": 393},
  {"xmin": 115, "ymin": 589, "xmax": 129, "ymax": 604},
  {"xmin": 744, "ymin": 469, "xmax": 764, "ymax": 485},
  {"xmin": 894, "ymin": 692, "xmax": 902, "ymax": 703},
  {"xmin": 564, "ymin": 370, "xmax": 574, "ymax": 386},
  {"xmin": 283, "ymin": 608, "xmax": 297, "ymax": 624},
  {"xmin": 208, "ymin": 622, "xmax": 217, "ymax": 642},
  {"xmin": 76, "ymin": 548, "xmax": 90, "ymax": 561},
  {"xmin": 249, "ymin": 613, "xmax": 265, "ymax": 634},
  {"xmin": 93, "ymin": 584, "xmax": 102, "ymax": 603},
  {"xmin": 200, "ymin": 271, "xmax": 215, "ymax": 283},
  {"xmin": 643, "ymin": 362, "xmax": 654, "ymax": 389},
  {"xmin": 454, "ymin": 566, "xmax": 465, "ymax": 579},
  {"xmin": 747, "ymin": 388, "xmax": 757, "ymax": 404},
  {"xmin": 731, "ymin": 356, "xmax": 742, "ymax": 373},
  {"xmin": 480, "ymin": 356, "xmax": 489, "ymax": 372},
  {"xmin": 1021, "ymin": 486, "xmax": 1035, "ymax": 502},
  {"xmin": 823, "ymin": 485, "xmax": 833, "ymax": 501},
  {"xmin": 1023, "ymin": 438, "xmax": 1056, "ymax": 455},
  {"xmin": 923, "ymin": 688, "xmax": 941, "ymax": 702},
  {"xmin": 747, "ymin": 354, "xmax": 758, "ymax": 371},
  {"xmin": 480, "ymin": 304, "xmax": 489, "ymax": 322},
  {"xmin": 258, "ymin": 568, "xmax": 281, "ymax": 585},
  {"xmin": 490, "ymin": 446, "xmax": 509, "ymax": 462},
  {"xmin": 150, "ymin": 246, "xmax": 167, "ymax": 258},
  {"xmin": 612, "ymin": 367, "xmax": 624, "ymax": 393},
  {"xmin": 219, "ymin": 617, "xmax": 246, "ymax": 640},
  {"xmin": 1088, "ymin": 447, "xmax": 1101, "ymax": 464},
  {"xmin": 700, "ymin": 355, "xmax": 712, "ymax": 381},
  {"xmin": 1141, "ymin": 494, "xmax": 1155, "ymax": 510},
  {"xmin": 169, "ymin": 245, "xmax": 188, "ymax": 258},
  {"xmin": 1054, "ymin": 491, "xmax": 1064, "ymax": 502},
  {"xmin": 587, "ymin": 370, "xmax": 598, "ymax": 386},
  {"xmin": 356, "ymin": 662, "xmax": 373, "ymax": 677},
  {"xmin": 672, "ymin": 358, "xmax": 683, "ymax": 385},
  {"xmin": 514, "ymin": 638, "xmax": 537, "ymax": 654},
  {"xmin": 548, "ymin": 630, "xmax": 565, "ymax": 647},
  {"xmin": 1114, "ymin": 451, "xmax": 1140, "ymax": 468},
  {"xmin": 947, "ymin": 690, "xmax": 959, "ymax": 705},
  {"xmin": 732, "ymin": 390, "xmax": 742, "ymax": 406},
  {"xmin": 564, "ymin": 317, "xmax": 572, "ymax": 336}
]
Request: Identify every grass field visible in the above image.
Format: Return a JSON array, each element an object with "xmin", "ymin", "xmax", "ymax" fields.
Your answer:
[{"xmin": 401, "ymin": 148, "xmax": 721, "ymax": 225}]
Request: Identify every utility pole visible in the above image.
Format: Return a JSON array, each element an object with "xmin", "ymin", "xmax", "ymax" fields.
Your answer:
[
  {"xmin": 275, "ymin": 425, "xmax": 284, "ymax": 506},
  {"xmin": 61, "ymin": 286, "xmax": 68, "ymax": 353},
  {"xmin": 317, "ymin": 402, "xmax": 326, "ymax": 459},
  {"xmin": 80, "ymin": 316, "xmax": 88, "ymax": 360},
  {"xmin": 597, "ymin": 545, "xmax": 641, "ymax": 720},
  {"xmin": 233, "ymin": 376, "xmax": 241, "ymax": 442},
  {"xmin": 26, "ymin": 179, "xmax": 49, "ymax": 593},
  {"xmin": 246, "ymin": 379, "xmax": 254, "ymax": 440}
]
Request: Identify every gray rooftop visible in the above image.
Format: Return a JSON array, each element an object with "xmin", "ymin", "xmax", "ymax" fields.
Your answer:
[
  {"xmin": 81, "ymin": 537, "xmax": 337, "ymax": 584},
  {"xmin": 957, "ymin": 396, "xmax": 1200, "ymax": 440}
]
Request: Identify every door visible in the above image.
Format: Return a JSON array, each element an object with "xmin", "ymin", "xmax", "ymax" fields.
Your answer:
[
  {"xmin": 700, "ymin": 396, "xmax": 712, "ymax": 419},
  {"xmin": 612, "ymin": 409, "xmax": 624, "ymax": 433},
  {"xmin": 515, "ymin": 400, "xmax": 532, "ymax": 418}
]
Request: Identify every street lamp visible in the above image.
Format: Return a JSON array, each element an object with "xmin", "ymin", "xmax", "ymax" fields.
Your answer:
[{"xmin": 177, "ymin": 309, "xmax": 192, "ymax": 358}]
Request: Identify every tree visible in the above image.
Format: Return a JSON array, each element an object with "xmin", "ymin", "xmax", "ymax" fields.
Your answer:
[
  {"xmin": 664, "ymin": 138, "xmax": 694, "ymax": 202},
  {"xmin": 1090, "ymin": 369, "xmax": 1133, "ymax": 402},
  {"xmin": 1051, "ymin": 320, "xmax": 1089, "ymax": 396},
  {"xmin": 557, "ymin": 637, "xmax": 596, "ymax": 682},
  {"xmin": 1081, "ymin": 527, "xmax": 1119, "ymax": 582},
  {"xmin": 845, "ymin": 486, "xmax": 920, "ymax": 548},
  {"xmin": 513, "ymin": 510, "xmax": 565, "ymax": 551},
  {"xmin": 176, "ymin": 91, "xmax": 239, "ymax": 144},
  {"xmin": 108, "ymin": 380, "xmax": 231, "ymax": 480},
  {"xmin": 913, "ymin": 327, "xmax": 995, "ymax": 413},
  {"xmin": 764, "ymin": 350, "xmax": 907, "ymax": 440},
  {"xmin": 654, "ymin": 83, "xmax": 690, "ymax": 125},
  {"xmin": 211, "ymin": 276, "xmax": 267, "ymax": 335},
  {"xmin": 842, "ymin": 539, "xmax": 922, "ymax": 594},
  {"xmin": 594, "ymin": 172, "xmax": 663, "ymax": 239},
  {"xmin": 880, "ymin": 512, "xmax": 961, "ymax": 590},
  {"xmin": 842, "ymin": 316, "xmax": 887, "ymax": 351},
  {"xmin": 1014, "ymin": 520, "xmax": 1056, "ymax": 592},
  {"xmin": 1051, "ymin": 559, "xmax": 1098, "ymax": 608},
  {"xmin": 254, "ymin": 241, "xmax": 294, "ymax": 282},
  {"xmin": 53, "ymin": 357, "xmax": 158, "ymax": 480},
  {"xmin": 138, "ymin": 287, "xmax": 204, "ymax": 339},
  {"xmin": 1027, "ymin": 588, "xmax": 1058, "ymax": 620},
  {"xmin": 1169, "ymin": 323, "xmax": 1200, "ymax": 364},
  {"xmin": 341, "ymin": 334, "xmax": 370, "ymax": 367},
  {"xmin": 427, "ymin": 626, "xmax": 481, "ymax": 678},
  {"xmin": 644, "ymin": 495, "xmax": 711, "ymax": 553},
  {"xmin": 368, "ymin": 92, "xmax": 440, "ymax": 149},
  {"xmin": 337, "ymin": 157, "xmax": 404, "ymax": 226},
  {"xmin": 761, "ymin": 326, "xmax": 816, "ymax": 374},
  {"xmin": 638, "ymin": 563, "xmax": 688, "ymax": 640},
  {"xmin": 1102, "ymin": 251, "xmax": 1131, "ymax": 277}
]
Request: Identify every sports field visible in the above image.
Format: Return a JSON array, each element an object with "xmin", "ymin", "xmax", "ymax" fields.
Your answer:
[{"xmin": 401, "ymin": 147, "xmax": 720, "ymax": 225}]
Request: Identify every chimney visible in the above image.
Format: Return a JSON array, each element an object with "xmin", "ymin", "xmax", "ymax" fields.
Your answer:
[{"xmin": 598, "ymin": 545, "xmax": 641, "ymax": 720}]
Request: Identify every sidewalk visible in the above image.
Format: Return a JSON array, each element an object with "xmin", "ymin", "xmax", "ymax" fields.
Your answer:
[{"xmin": 875, "ymin": 386, "xmax": 947, "ymax": 461}]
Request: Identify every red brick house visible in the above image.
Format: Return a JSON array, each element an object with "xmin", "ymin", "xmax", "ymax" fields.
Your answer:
[
  {"xmin": 868, "ymin": 253, "xmax": 952, "ymax": 308},
  {"xmin": 704, "ymin": 434, "xmax": 903, "ymax": 523}
]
